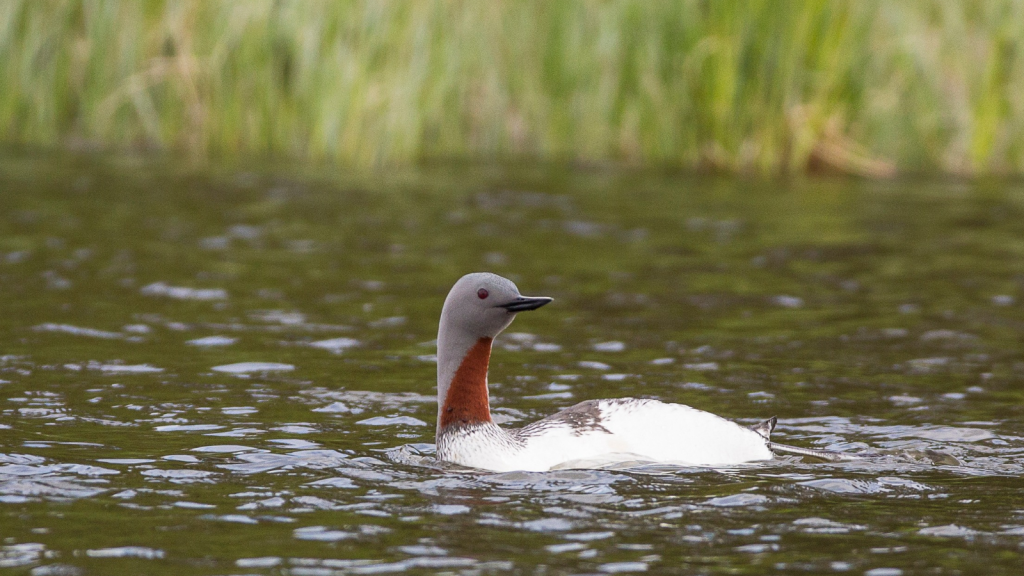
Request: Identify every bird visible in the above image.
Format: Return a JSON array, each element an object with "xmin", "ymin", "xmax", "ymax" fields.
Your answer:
[{"xmin": 434, "ymin": 272, "xmax": 838, "ymax": 472}]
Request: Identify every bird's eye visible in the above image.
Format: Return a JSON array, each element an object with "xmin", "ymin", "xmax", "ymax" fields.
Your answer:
[{"xmin": 477, "ymin": 288, "xmax": 489, "ymax": 299}]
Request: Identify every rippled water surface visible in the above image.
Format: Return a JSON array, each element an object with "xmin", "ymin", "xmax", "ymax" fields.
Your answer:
[{"xmin": 2, "ymin": 155, "xmax": 1024, "ymax": 574}]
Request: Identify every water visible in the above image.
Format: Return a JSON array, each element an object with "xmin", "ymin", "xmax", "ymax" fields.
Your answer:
[{"xmin": 2, "ymin": 154, "xmax": 1024, "ymax": 574}]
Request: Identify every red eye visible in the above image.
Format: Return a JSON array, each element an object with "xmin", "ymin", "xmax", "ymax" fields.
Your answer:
[{"xmin": 477, "ymin": 288, "xmax": 489, "ymax": 299}]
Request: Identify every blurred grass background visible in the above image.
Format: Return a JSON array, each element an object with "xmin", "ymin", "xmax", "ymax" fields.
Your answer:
[{"xmin": 1, "ymin": 0, "xmax": 1023, "ymax": 176}]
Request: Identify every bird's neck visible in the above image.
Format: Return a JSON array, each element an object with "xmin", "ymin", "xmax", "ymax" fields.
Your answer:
[{"xmin": 436, "ymin": 333, "xmax": 494, "ymax": 436}]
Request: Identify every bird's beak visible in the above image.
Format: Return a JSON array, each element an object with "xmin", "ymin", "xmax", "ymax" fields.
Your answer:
[{"xmin": 497, "ymin": 296, "xmax": 553, "ymax": 312}]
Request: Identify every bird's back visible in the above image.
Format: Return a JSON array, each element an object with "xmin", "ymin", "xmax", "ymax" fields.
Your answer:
[{"xmin": 506, "ymin": 398, "xmax": 773, "ymax": 470}]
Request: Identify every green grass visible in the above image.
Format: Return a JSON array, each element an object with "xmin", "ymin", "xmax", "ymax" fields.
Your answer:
[{"xmin": 2, "ymin": 0, "xmax": 1024, "ymax": 175}]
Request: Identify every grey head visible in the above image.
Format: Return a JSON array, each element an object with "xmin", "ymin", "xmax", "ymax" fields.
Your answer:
[
  {"xmin": 435, "ymin": 273, "xmax": 552, "ymax": 423},
  {"xmin": 438, "ymin": 272, "xmax": 552, "ymax": 341}
]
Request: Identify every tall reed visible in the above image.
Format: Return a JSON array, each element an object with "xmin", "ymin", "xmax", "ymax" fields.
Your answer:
[{"xmin": 2, "ymin": 1, "xmax": 1023, "ymax": 175}]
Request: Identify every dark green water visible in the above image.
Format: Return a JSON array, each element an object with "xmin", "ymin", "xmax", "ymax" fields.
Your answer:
[{"xmin": 2, "ymin": 155, "xmax": 1023, "ymax": 575}]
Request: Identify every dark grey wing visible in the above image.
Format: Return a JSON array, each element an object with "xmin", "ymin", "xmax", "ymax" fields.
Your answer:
[{"xmin": 515, "ymin": 399, "xmax": 621, "ymax": 439}]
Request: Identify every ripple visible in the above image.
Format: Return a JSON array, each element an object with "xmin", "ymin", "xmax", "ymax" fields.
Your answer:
[
  {"xmin": 308, "ymin": 337, "xmax": 361, "ymax": 353},
  {"xmin": 154, "ymin": 424, "xmax": 224, "ymax": 432},
  {"xmin": 186, "ymin": 336, "xmax": 237, "ymax": 347},
  {"xmin": 294, "ymin": 526, "xmax": 357, "ymax": 541},
  {"xmin": 33, "ymin": 323, "xmax": 122, "ymax": 339},
  {"xmin": 0, "ymin": 543, "xmax": 46, "ymax": 568},
  {"xmin": 301, "ymin": 388, "xmax": 433, "ymax": 412},
  {"xmin": 173, "ymin": 500, "xmax": 216, "ymax": 509},
  {"xmin": 312, "ymin": 401, "xmax": 355, "ymax": 413},
  {"xmin": 141, "ymin": 469, "xmax": 218, "ymax": 482},
  {"xmin": 251, "ymin": 310, "xmax": 306, "ymax": 325},
  {"xmin": 204, "ymin": 427, "xmax": 265, "ymax": 438},
  {"xmin": 30, "ymin": 563, "xmax": 82, "ymax": 576},
  {"xmin": 0, "ymin": 477, "xmax": 108, "ymax": 499},
  {"xmin": 306, "ymin": 477, "xmax": 358, "ymax": 489},
  {"xmin": 141, "ymin": 282, "xmax": 227, "ymax": 301},
  {"xmin": 798, "ymin": 476, "xmax": 931, "ymax": 495},
  {"xmin": 565, "ymin": 531, "xmax": 616, "ymax": 541},
  {"xmin": 86, "ymin": 546, "xmax": 165, "ymax": 559},
  {"xmin": 864, "ymin": 569, "xmax": 904, "ymax": 576},
  {"xmin": 191, "ymin": 445, "xmax": 259, "ymax": 454},
  {"xmin": 272, "ymin": 425, "xmax": 319, "ymax": 434},
  {"xmin": 909, "ymin": 427, "xmax": 996, "ymax": 442},
  {"xmin": 163, "ymin": 455, "xmax": 200, "ymax": 463},
  {"xmin": 356, "ymin": 416, "xmax": 428, "ymax": 427},
  {"xmin": 237, "ymin": 496, "xmax": 285, "ymax": 510},
  {"xmin": 202, "ymin": 514, "xmax": 258, "ymax": 524},
  {"xmin": 399, "ymin": 557, "xmax": 478, "ymax": 569},
  {"xmin": 0, "ymin": 463, "xmax": 118, "ymax": 476},
  {"xmin": 683, "ymin": 362, "xmax": 719, "ymax": 371},
  {"xmin": 212, "ymin": 362, "xmax": 295, "ymax": 374},
  {"xmin": 236, "ymin": 557, "xmax": 282, "ymax": 568},
  {"xmin": 547, "ymin": 542, "xmax": 588, "ymax": 553},
  {"xmin": 524, "ymin": 391, "xmax": 574, "ymax": 400},
  {"xmin": 397, "ymin": 545, "xmax": 447, "ymax": 556},
  {"xmin": 1, "ymin": 454, "xmax": 46, "ymax": 466},
  {"xmin": 599, "ymin": 561, "xmax": 649, "ymax": 573},
  {"xmin": 792, "ymin": 517, "xmax": 866, "ymax": 534},
  {"xmin": 218, "ymin": 449, "xmax": 349, "ymax": 474},
  {"xmin": 369, "ymin": 316, "xmax": 406, "ymax": 329},
  {"xmin": 918, "ymin": 524, "xmax": 983, "ymax": 538},
  {"xmin": 91, "ymin": 363, "xmax": 163, "ymax": 374},
  {"xmin": 773, "ymin": 295, "xmax": 804, "ymax": 308},
  {"xmin": 705, "ymin": 493, "xmax": 771, "ymax": 507}
]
